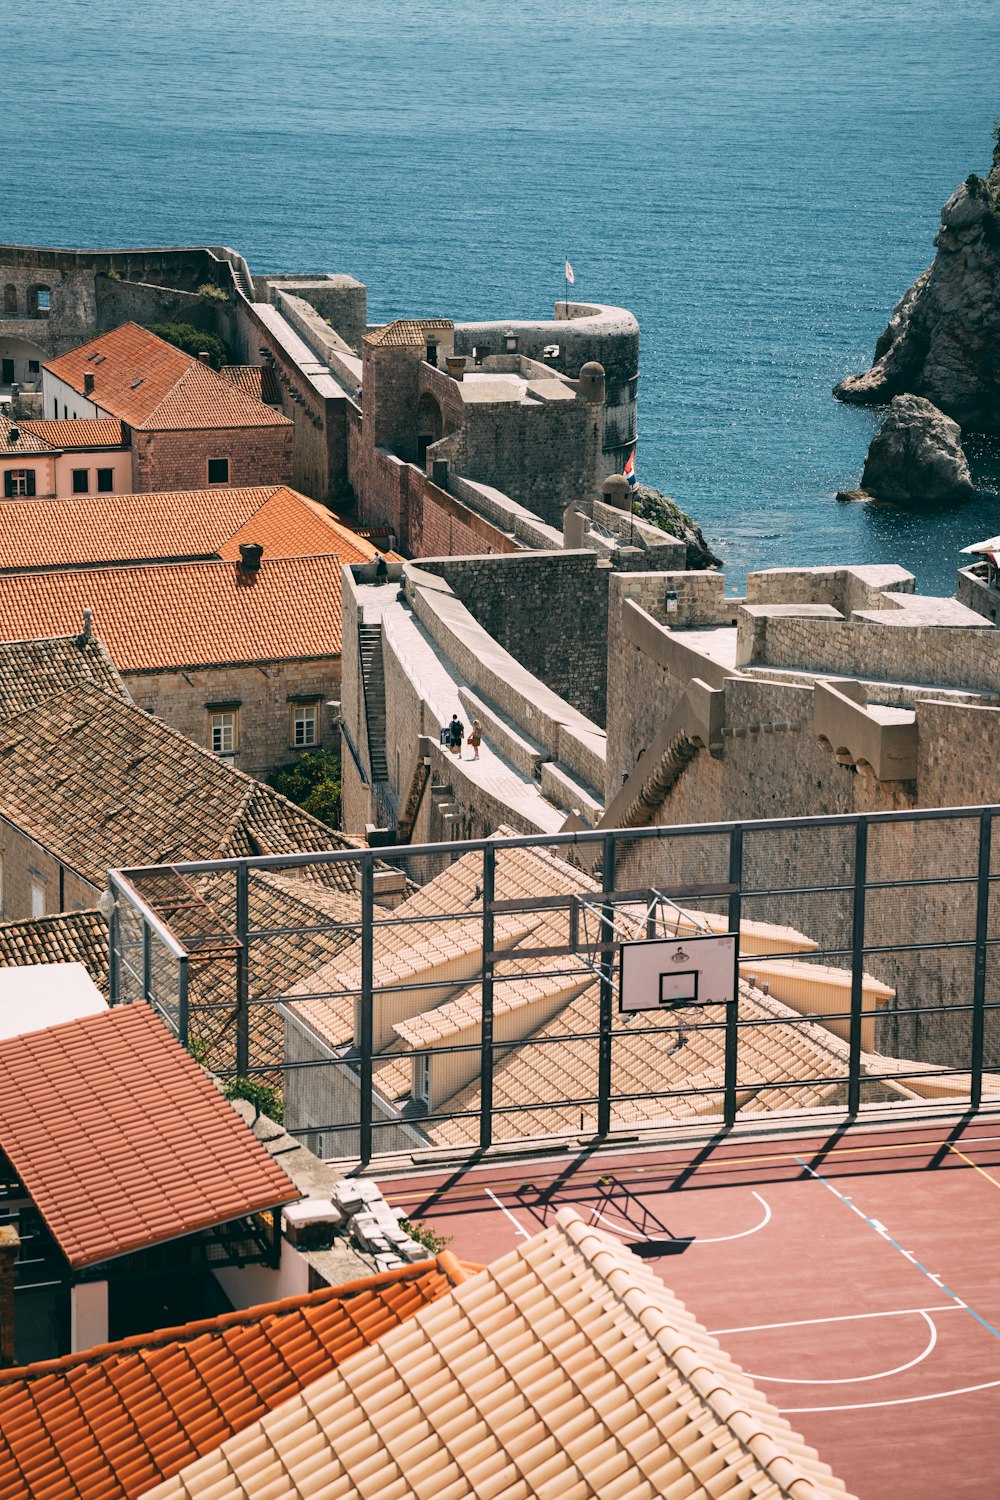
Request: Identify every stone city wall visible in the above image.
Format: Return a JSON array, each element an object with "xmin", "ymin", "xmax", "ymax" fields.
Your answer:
[
  {"xmin": 415, "ymin": 551, "xmax": 611, "ymax": 726},
  {"xmin": 745, "ymin": 565, "xmax": 916, "ymax": 615}
]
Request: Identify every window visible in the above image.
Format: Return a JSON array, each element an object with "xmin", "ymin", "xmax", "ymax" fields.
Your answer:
[
  {"xmin": 71, "ymin": 468, "xmax": 89, "ymax": 494},
  {"xmin": 36, "ymin": 288, "xmax": 50, "ymax": 312},
  {"xmin": 31, "ymin": 880, "xmax": 46, "ymax": 919},
  {"xmin": 4, "ymin": 469, "xmax": 36, "ymax": 497},
  {"xmin": 210, "ymin": 710, "xmax": 237, "ymax": 755},
  {"xmin": 207, "ymin": 457, "xmax": 229, "ymax": 484},
  {"xmin": 97, "ymin": 467, "xmax": 114, "ymax": 493},
  {"xmin": 414, "ymin": 1052, "xmax": 430, "ymax": 1107},
  {"xmin": 28, "ymin": 284, "xmax": 51, "ymax": 317},
  {"xmin": 292, "ymin": 703, "xmax": 318, "ymax": 747},
  {"xmin": 27, "ymin": 360, "xmax": 39, "ymax": 375}
]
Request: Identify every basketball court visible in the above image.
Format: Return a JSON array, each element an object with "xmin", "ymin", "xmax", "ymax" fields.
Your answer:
[{"xmin": 381, "ymin": 1113, "xmax": 1000, "ymax": 1499}]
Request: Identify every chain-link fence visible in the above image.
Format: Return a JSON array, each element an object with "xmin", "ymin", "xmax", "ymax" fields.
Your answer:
[{"xmin": 108, "ymin": 806, "xmax": 1000, "ymax": 1165}]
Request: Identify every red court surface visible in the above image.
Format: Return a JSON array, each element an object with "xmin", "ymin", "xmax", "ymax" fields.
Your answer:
[{"xmin": 382, "ymin": 1116, "xmax": 1000, "ymax": 1500}]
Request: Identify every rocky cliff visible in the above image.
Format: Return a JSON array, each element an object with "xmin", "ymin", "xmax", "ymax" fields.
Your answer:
[
  {"xmin": 860, "ymin": 395, "xmax": 973, "ymax": 504},
  {"xmin": 835, "ymin": 133, "xmax": 1000, "ymax": 432},
  {"xmin": 630, "ymin": 483, "xmax": 722, "ymax": 570}
]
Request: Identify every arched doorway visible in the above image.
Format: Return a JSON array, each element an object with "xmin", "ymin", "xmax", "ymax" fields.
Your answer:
[{"xmin": 416, "ymin": 391, "xmax": 443, "ymax": 467}]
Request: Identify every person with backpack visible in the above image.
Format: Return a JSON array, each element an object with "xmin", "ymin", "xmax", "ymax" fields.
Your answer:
[{"xmin": 448, "ymin": 713, "xmax": 464, "ymax": 755}]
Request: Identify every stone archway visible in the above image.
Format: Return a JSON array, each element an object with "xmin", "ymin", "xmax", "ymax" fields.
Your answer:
[{"xmin": 417, "ymin": 390, "xmax": 443, "ymax": 467}]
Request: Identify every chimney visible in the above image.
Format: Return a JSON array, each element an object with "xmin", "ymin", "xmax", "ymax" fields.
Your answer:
[
  {"xmin": 239, "ymin": 542, "xmax": 263, "ymax": 573},
  {"xmin": 0, "ymin": 1225, "xmax": 20, "ymax": 1366},
  {"xmin": 198, "ymin": 351, "xmax": 212, "ymax": 364},
  {"xmin": 445, "ymin": 355, "xmax": 466, "ymax": 382},
  {"xmin": 83, "ymin": 371, "xmax": 95, "ymax": 395},
  {"xmin": 78, "ymin": 607, "xmax": 93, "ymax": 646},
  {"xmin": 7, "ymin": 426, "xmax": 18, "ymax": 444}
]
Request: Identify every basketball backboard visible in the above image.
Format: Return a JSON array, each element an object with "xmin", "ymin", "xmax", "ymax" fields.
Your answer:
[{"xmin": 618, "ymin": 932, "xmax": 739, "ymax": 1013}]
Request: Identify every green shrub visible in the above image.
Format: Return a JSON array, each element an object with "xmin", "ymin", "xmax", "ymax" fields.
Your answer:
[
  {"xmin": 196, "ymin": 282, "xmax": 230, "ymax": 302},
  {"xmin": 400, "ymin": 1218, "xmax": 451, "ymax": 1255},
  {"xmin": 267, "ymin": 747, "xmax": 342, "ymax": 829},
  {"xmin": 223, "ymin": 1076, "xmax": 284, "ymax": 1124},
  {"xmin": 145, "ymin": 321, "xmax": 230, "ymax": 369}
]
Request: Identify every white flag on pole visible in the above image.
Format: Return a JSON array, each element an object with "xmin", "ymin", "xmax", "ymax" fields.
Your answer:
[{"xmin": 564, "ymin": 260, "xmax": 575, "ymax": 285}]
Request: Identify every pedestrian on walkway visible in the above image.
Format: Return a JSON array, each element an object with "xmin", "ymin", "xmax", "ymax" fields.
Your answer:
[
  {"xmin": 448, "ymin": 713, "xmax": 464, "ymax": 755},
  {"xmin": 374, "ymin": 552, "xmax": 388, "ymax": 585},
  {"xmin": 468, "ymin": 719, "xmax": 482, "ymax": 760}
]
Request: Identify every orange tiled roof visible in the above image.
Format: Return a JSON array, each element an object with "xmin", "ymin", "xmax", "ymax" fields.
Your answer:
[
  {"xmin": 0, "ymin": 483, "xmax": 376, "ymax": 573},
  {"xmin": 363, "ymin": 317, "xmax": 454, "ymax": 348},
  {"xmin": 44, "ymin": 324, "xmax": 290, "ymax": 431},
  {"xmin": 0, "ymin": 1257, "xmax": 470, "ymax": 1500},
  {"xmin": 18, "ymin": 419, "xmax": 126, "ymax": 450},
  {"xmin": 0, "ymin": 1004, "xmax": 297, "ymax": 1270},
  {"xmin": 219, "ymin": 364, "xmax": 282, "ymax": 404},
  {"xmin": 0, "ymin": 413, "xmax": 53, "ymax": 455},
  {"xmin": 145, "ymin": 1208, "xmax": 858, "ymax": 1500},
  {"xmin": 0, "ymin": 554, "xmax": 343, "ymax": 669}
]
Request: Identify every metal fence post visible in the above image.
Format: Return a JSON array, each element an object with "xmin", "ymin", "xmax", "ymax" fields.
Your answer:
[
  {"xmin": 724, "ymin": 826, "xmax": 743, "ymax": 1128},
  {"xmin": 479, "ymin": 843, "xmax": 496, "ymax": 1152},
  {"xmin": 142, "ymin": 924, "xmax": 152, "ymax": 1008},
  {"xmin": 108, "ymin": 896, "xmax": 120, "ymax": 1007},
  {"xmin": 359, "ymin": 857, "xmax": 374, "ymax": 1168},
  {"xmin": 235, "ymin": 864, "xmax": 250, "ymax": 1078},
  {"xmin": 848, "ymin": 818, "xmax": 868, "ymax": 1117},
  {"xmin": 971, "ymin": 812, "xmax": 992, "ymax": 1110},
  {"xmin": 178, "ymin": 954, "xmax": 189, "ymax": 1049},
  {"xmin": 597, "ymin": 834, "xmax": 617, "ymax": 1139}
]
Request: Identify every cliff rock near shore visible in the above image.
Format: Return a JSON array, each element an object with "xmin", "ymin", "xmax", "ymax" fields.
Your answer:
[
  {"xmin": 834, "ymin": 135, "xmax": 1000, "ymax": 432},
  {"xmin": 630, "ymin": 483, "xmax": 722, "ymax": 570},
  {"xmin": 860, "ymin": 394, "xmax": 973, "ymax": 504}
]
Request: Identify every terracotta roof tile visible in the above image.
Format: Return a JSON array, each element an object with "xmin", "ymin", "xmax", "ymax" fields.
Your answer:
[
  {"xmin": 19, "ymin": 419, "xmax": 126, "ymax": 449},
  {"xmin": 0, "ymin": 483, "xmax": 376, "ymax": 574},
  {"xmin": 219, "ymin": 365, "xmax": 282, "ymax": 405},
  {"xmin": 0, "ymin": 1257, "xmax": 469, "ymax": 1500},
  {"xmin": 0, "ymin": 554, "xmax": 343, "ymax": 670},
  {"xmin": 0, "ymin": 633, "xmax": 128, "ymax": 719},
  {"xmin": 0, "ymin": 413, "xmax": 53, "ymax": 455},
  {"xmin": 363, "ymin": 318, "xmax": 454, "ymax": 348},
  {"xmin": 44, "ymin": 325, "xmax": 291, "ymax": 431},
  {"xmin": 0, "ymin": 683, "xmax": 357, "ymax": 888},
  {"xmin": 0, "ymin": 910, "xmax": 108, "ymax": 993},
  {"xmin": 0, "ymin": 1004, "xmax": 297, "ymax": 1270},
  {"xmin": 142, "ymin": 1209, "xmax": 857, "ymax": 1500}
]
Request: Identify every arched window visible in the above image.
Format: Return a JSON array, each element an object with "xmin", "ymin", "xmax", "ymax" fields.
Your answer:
[
  {"xmin": 2, "ymin": 285, "xmax": 16, "ymax": 316},
  {"xmin": 27, "ymin": 284, "xmax": 51, "ymax": 318}
]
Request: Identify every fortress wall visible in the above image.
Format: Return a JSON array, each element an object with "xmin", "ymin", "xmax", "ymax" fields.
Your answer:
[
  {"xmin": 447, "ymin": 475, "xmax": 564, "ymax": 550},
  {"xmin": 407, "ymin": 477, "xmax": 517, "ymax": 560},
  {"xmin": 741, "ymin": 615, "xmax": 1000, "ymax": 694},
  {"xmin": 415, "ymin": 551, "xmax": 610, "ymax": 726},
  {"xmin": 745, "ymin": 565, "xmax": 916, "ymax": 615},
  {"xmin": 455, "ymin": 398, "xmax": 602, "ymax": 528}
]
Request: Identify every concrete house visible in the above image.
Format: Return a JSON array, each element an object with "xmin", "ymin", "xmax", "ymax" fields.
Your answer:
[
  {"xmin": 42, "ymin": 322, "xmax": 292, "ymax": 493},
  {"xmin": 1, "ymin": 414, "xmax": 131, "ymax": 500}
]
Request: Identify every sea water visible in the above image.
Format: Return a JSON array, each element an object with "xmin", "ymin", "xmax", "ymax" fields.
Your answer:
[{"xmin": 4, "ymin": 0, "xmax": 998, "ymax": 592}]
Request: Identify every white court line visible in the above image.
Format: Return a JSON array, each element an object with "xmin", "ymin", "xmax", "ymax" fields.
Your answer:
[
  {"xmin": 779, "ymin": 1376, "xmax": 1000, "ymax": 1413},
  {"xmin": 586, "ymin": 1190, "xmax": 772, "ymax": 1245},
  {"xmin": 483, "ymin": 1188, "xmax": 532, "ymax": 1240},
  {"xmin": 712, "ymin": 1304, "xmax": 960, "ymax": 1337},
  {"xmin": 745, "ymin": 1310, "xmax": 939, "ymax": 1386}
]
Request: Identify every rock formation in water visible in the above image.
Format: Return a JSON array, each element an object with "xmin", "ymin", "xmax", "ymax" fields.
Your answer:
[
  {"xmin": 631, "ymin": 482, "xmax": 722, "ymax": 569},
  {"xmin": 834, "ymin": 136, "xmax": 1000, "ymax": 432},
  {"xmin": 859, "ymin": 394, "xmax": 973, "ymax": 504}
]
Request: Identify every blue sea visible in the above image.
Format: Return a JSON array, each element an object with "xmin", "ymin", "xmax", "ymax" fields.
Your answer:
[{"xmin": 4, "ymin": 0, "xmax": 999, "ymax": 591}]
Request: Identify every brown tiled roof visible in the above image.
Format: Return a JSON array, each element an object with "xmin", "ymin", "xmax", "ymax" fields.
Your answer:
[
  {"xmin": 0, "ymin": 633, "xmax": 128, "ymax": 720},
  {"xmin": 0, "ymin": 483, "xmax": 377, "ymax": 573},
  {"xmin": 44, "ymin": 324, "xmax": 290, "ymax": 431},
  {"xmin": 363, "ymin": 317, "xmax": 454, "ymax": 348},
  {"xmin": 0, "ymin": 910, "xmax": 108, "ymax": 993},
  {"xmin": 0, "ymin": 1257, "xmax": 470, "ymax": 1500},
  {"xmin": 0, "ymin": 683, "xmax": 357, "ymax": 888},
  {"xmin": 146, "ymin": 1209, "xmax": 857, "ymax": 1500},
  {"xmin": 19, "ymin": 419, "xmax": 127, "ymax": 450},
  {"xmin": 0, "ymin": 1004, "xmax": 297, "ymax": 1269},
  {"xmin": 219, "ymin": 364, "xmax": 282, "ymax": 404},
  {"xmin": 0, "ymin": 413, "xmax": 53, "ymax": 455},
  {"xmin": 0, "ymin": 554, "xmax": 343, "ymax": 670}
]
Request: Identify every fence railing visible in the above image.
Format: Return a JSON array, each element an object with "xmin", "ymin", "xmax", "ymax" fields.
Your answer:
[{"xmin": 108, "ymin": 805, "xmax": 1000, "ymax": 1166}]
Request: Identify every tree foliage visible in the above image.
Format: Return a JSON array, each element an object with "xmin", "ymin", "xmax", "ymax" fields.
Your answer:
[
  {"xmin": 144, "ymin": 321, "xmax": 230, "ymax": 369},
  {"xmin": 267, "ymin": 747, "xmax": 342, "ymax": 829}
]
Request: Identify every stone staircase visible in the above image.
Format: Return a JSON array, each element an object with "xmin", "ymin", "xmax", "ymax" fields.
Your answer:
[{"xmin": 359, "ymin": 622, "xmax": 389, "ymax": 783}]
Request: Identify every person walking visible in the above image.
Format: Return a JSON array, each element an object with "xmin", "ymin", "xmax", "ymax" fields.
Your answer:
[
  {"xmin": 374, "ymin": 552, "xmax": 388, "ymax": 585},
  {"xmin": 468, "ymin": 719, "xmax": 483, "ymax": 760},
  {"xmin": 448, "ymin": 713, "xmax": 464, "ymax": 755}
]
